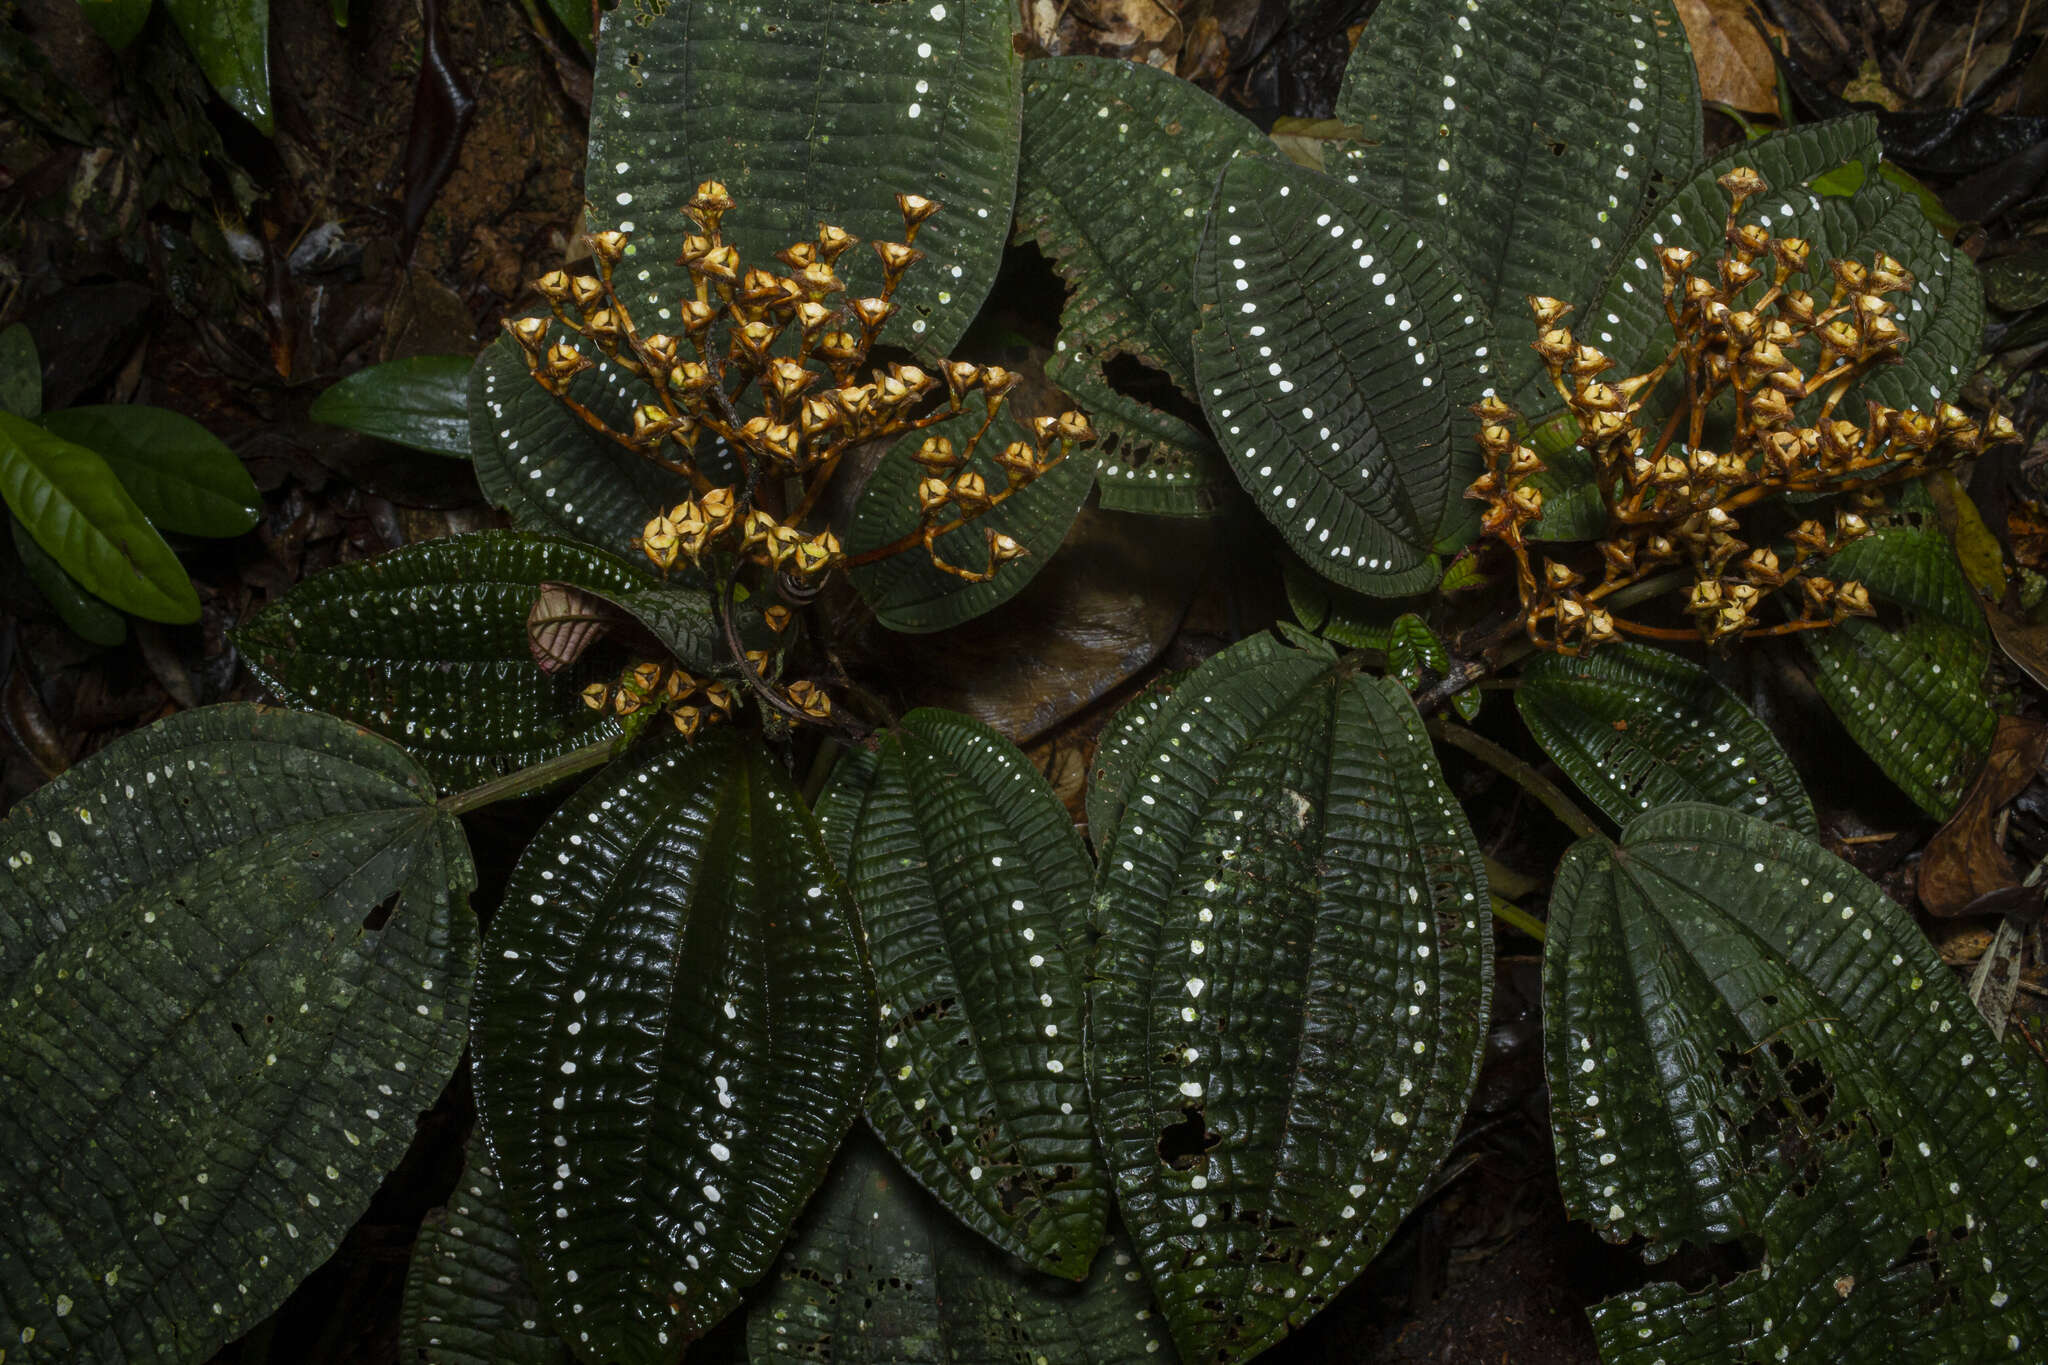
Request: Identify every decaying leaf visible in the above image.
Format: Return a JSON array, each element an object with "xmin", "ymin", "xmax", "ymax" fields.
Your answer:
[
  {"xmin": 1918, "ymin": 714, "xmax": 2048, "ymax": 918},
  {"xmin": 527, "ymin": 582, "xmax": 618, "ymax": 673}
]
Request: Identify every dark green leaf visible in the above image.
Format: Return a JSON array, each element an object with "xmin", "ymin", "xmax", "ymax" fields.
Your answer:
[
  {"xmin": 473, "ymin": 733, "xmax": 875, "ymax": 1363},
  {"xmin": 748, "ymin": 1132, "xmax": 1178, "ymax": 1363},
  {"xmin": 41, "ymin": 405, "xmax": 260, "ymax": 538},
  {"xmin": 0, "ymin": 705, "xmax": 476, "ymax": 1361},
  {"xmin": 545, "ymin": 0, "xmax": 592, "ymax": 49},
  {"xmin": 162, "ymin": 0, "xmax": 272, "ymax": 134},
  {"xmin": 1545, "ymin": 803, "xmax": 2048, "ymax": 1360},
  {"xmin": 846, "ymin": 404, "xmax": 1095, "ymax": 633},
  {"xmin": 1051, "ymin": 350, "xmax": 1229, "ymax": 518},
  {"xmin": 582, "ymin": 0, "xmax": 1020, "ymax": 357},
  {"xmin": 0, "ymin": 322, "xmax": 40, "ymax": 417},
  {"xmin": 76, "ymin": 0, "xmax": 154, "ymax": 50},
  {"xmin": 236, "ymin": 531, "xmax": 655, "ymax": 791},
  {"xmin": 1332, "ymin": 0, "xmax": 1703, "ymax": 412},
  {"xmin": 836, "ymin": 710, "xmax": 1107, "ymax": 1277},
  {"xmin": 1517, "ymin": 642, "xmax": 1814, "ymax": 834},
  {"xmin": 813, "ymin": 743, "xmax": 882, "ymax": 882},
  {"xmin": 11, "ymin": 512, "xmax": 126, "ymax": 645},
  {"xmin": 403, "ymin": 1128, "xmax": 572, "ymax": 1365},
  {"xmin": 1090, "ymin": 645, "xmax": 1492, "ymax": 1362},
  {"xmin": 1193, "ymin": 154, "xmax": 1495, "ymax": 597},
  {"xmin": 311, "ymin": 355, "xmax": 477, "ymax": 459},
  {"xmin": 0, "ymin": 411, "xmax": 198, "ymax": 622}
]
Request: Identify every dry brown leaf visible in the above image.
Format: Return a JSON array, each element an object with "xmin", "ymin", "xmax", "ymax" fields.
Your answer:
[
  {"xmin": 1918, "ymin": 713, "xmax": 2048, "ymax": 917},
  {"xmin": 1675, "ymin": 0, "xmax": 1780, "ymax": 112}
]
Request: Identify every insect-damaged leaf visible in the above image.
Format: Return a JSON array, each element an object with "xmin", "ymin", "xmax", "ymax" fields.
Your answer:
[
  {"xmin": 1545, "ymin": 803, "xmax": 2048, "ymax": 1361},
  {"xmin": 1517, "ymin": 642, "xmax": 1815, "ymax": 834},
  {"xmin": 1332, "ymin": 0, "xmax": 1704, "ymax": 413},
  {"xmin": 747, "ymin": 1132, "xmax": 1177, "ymax": 1363},
  {"xmin": 0, "ymin": 705, "xmax": 476, "ymax": 1362},
  {"xmin": 1089, "ymin": 636, "xmax": 1492, "ymax": 1363},
  {"xmin": 1194, "ymin": 155, "xmax": 1496, "ymax": 597},
  {"xmin": 824, "ymin": 710, "xmax": 1107, "ymax": 1277},
  {"xmin": 237, "ymin": 531, "xmax": 655, "ymax": 792},
  {"xmin": 582, "ymin": 0, "xmax": 1019, "ymax": 358},
  {"xmin": 473, "ymin": 733, "xmax": 874, "ymax": 1363}
]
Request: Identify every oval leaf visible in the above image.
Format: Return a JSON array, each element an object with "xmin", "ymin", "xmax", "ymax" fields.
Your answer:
[
  {"xmin": 1193, "ymin": 155, "xmax": 1495, "ymax": 596},
  {"xmin": 582, "ymin": 0, "xmax": 1020, "ymax": 357},
  {"xmin": 0, "ymin": 410, "xmax": 198, "ymax": 622},
  {"xmin": 1090, "ymin": 644, "xmax": 1492, "ymax": 1363},
  {"xmin": 0, "ymin": 705, "xmax": 477, "ymax": 1362},
  {"xmin": 748, "ymin": 1132, "xmax": 1178, "ymax": 1363},
  {"xmin": 833, "ymin": 709, "xmax": 1107, "ymax": 1277},
  {"xmin": 473, "ymin": 733, "xmax": 876, "ymax": 1362},
  {"xmin": 11, "ymin": 511, "xmax": 127, "ymax": 645},
  {"xmin": 236, "ymin": 531, "xmax": 657, "ymax": 791},
  {"xmin": 41, "ymin": 405, "xmax": 260, "ymax": 538},
  {"xmin": 1517, "ymin": 642, "xmax": 1815, "ymax": 833},
  {"xmin": 312, "ymin": 355, "xmax": 477, "ymax": 458},
  {"xmin": 1545, "ymin": 803, "xmax": 2048, "ymax": 1359},
  {"xmin": 162, "ymin": 0, "xmax": 271, "ymax": 134}
]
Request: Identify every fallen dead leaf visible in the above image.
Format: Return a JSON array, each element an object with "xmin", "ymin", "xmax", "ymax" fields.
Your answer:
[
  {"xmin": 1919, "ymin": 713, "xmax": 2048, "ymax": 916},
  {"xmin": 1674, "ymin": 0, "xmax": 1780, "ymax": 112}
]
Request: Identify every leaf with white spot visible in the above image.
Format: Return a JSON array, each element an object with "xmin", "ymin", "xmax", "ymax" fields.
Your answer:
[
  {"xmin": 1332, "ymin": 0, "xmax": 1703, "ymax": 412},
  {"xmin": 0, "ymin": 705, "xmax": 476, "ymax": 1363},
  {"xmin": 583, "ymin": 0, "xmax": 1019, "ymax": 358},
  {"xmin": 828, "ymin": 710, "xmax": 1107, "ymax": 1277},
  {"xmin": 747, "ymin": 1131, "xmax": 1178, "ymax": 1363},
  {"xmin": 1193, "ymin": 154, "xmax": 1496, "ymax": 597},
  {"xmin": 1517, "ymin": 642, "xmax": 1814, "ymax": 834},
  {"xmin": 1049, "ymin": 350, "xmax": 1231, "ymax": 518},
  {"xmin": 1089, "ymin": 640, "xmax": 1492, "ymax": 1363},
  {"xmin": 237, "ymin": 531, "xmax": 669, "ymax": 792},
  {"xmin": 1545, "ymin": 803, "xmax": 2048, "ymax": 1362},
  {"xmin": 473, "ymin": 733, "xmax": 874, "ymax": 1363},
  {"xmin": 1803, "ymin": 524, "xmax": 1995, "ymax": 818},
  {"xmin": 402, "ymin": 1128, "xmax": 572, "ymax": 1365}
]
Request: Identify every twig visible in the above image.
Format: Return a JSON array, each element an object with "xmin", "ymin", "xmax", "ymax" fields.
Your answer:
[{"xmin": 1427, "ymin": 717, "xmax": 1603, "ymax": 841}]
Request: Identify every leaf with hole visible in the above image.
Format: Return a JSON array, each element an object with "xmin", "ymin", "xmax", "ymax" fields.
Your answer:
[
  {"xmin": 1194, "ymin": 155, "xmax": 1496, "ymax": 597},
  {"xmin": 826, "ymin": 709, "xmax": 1107, "ymax": 1277},
  {"xmin": 0, "ymin": 705, "xmax": 476, "ymax": 1362},
  {"xmin": 312, "ymin": 355, "xmax": 476, "ymax": 459},
  {"xmin": 473, "ymin": 733, "xmax": 875, "ymax": 1363},
  {"xmin": 1050, "ymin": 350, "xmax": 1229, "ymax": 518},
  {"xmin": 1517, "ymin": 642, "xmax": 1814, "ymax": 834},
  {"xmin": 236, "ymin": 531, "xmax": 657, "ymax": 791},
  {"xmin": 1089, "ymin": 640, "xmax": 1491, "ymax": 1363},
  {"xmin": 41, "ymin": 405, "xmax": 260, "ymax": 538},
  {"xmin": 1545, "ymin": 802, "xmax": 2048, "ymax": 1361}
]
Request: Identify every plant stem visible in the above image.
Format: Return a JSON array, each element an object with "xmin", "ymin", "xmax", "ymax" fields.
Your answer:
[
  {"xmin": 439, "ymin": 737, "xmax": 619, "ymax": 816},
  {"xmin": 1489, "ymin": 894, "xmax": 1549, "ymax": 943},
  {"xmin": 1426, "ymin": 717, "xmax": 1602, "ymax": 841}
]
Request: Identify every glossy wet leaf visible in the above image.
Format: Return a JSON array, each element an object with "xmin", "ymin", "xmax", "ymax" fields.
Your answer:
[
  {"xmin": 473, "ymin": 733, "xmax": 875, "ymax": 1363},
  {"xmin": 1193, "ymin": 154, "xmax": 1495, "ymax": 597},
  {"xmin": 1090, "ymin": 639, "xmax": 1492, "ymax": 1363},
  {"xmin": 0, "ymin": 411, "xmax": 198, "ymax": 622},
  {"xmin": 1803, "ymin": 524, "xmax": 1994, "ymax": 818},
  {"xmin": 11, "ymin": 511, "xmax": 126, "ymax": 646},
  {"xmin": 237, "ymin": 531, "xmax": 653, "ymax": 791},
  {"xmin": 1545, "ymin": 803, "xmax": 2048, "ymax": 1361},
  {"xmin": 748, "ymin": 1133, "xmax": 1177, "ymax": 1363},
  {"xmin": 0, "ymin": 705, "xmax": 476, "ymax": 1362},
  {"xmin": 311, "ymin": 355, "xmax": 476, "ymax": 458},
  {"xmin": 0, "ymin": 322, "xmax": 39, "ymax": 417},
  {"xmin": 582, "ymin": 0, "xmax": 1019, "ymax": 358},
  {"xmin": 162, "ymin": 0, "xmax": 271, "ymax": 134},
  {"xmin": 846, "ymin": 405, "xmax": 1096, "ymax": 634},
  {"xmin": 828, "ymin": 710, "xmax": 1107, "ymax": 1277},
  {"xmin": 402, "ymin": 1128, "xmax": 572, "ymax": 1365},
  {"xmin": 42, "ymin": 405, "xmax": 260, "ymax": 538},
  {"xmin": 1517, "ymin": 643, "xmax": 1814, "ymax": 834},
  {"xmin": 1332, "ymin": 0, "xmax": 1703, "ymax": 412}
]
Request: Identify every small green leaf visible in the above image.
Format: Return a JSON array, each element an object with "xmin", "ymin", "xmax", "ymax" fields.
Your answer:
[
  {"xmin": 162, "ymin": 0, "xmax": 272, "ymax": 134},
  {"xmin": 544, "ymin": 0, "xmax": 593, "ymax": 49},
  {"xmin": 1545, "ymin": 803, "xmax": 2048, "ymax": 1359},
  {"xmin": 311, "ymin": 355, "xmax": 477, "ymax": 458},
  {"xmin": 0, "ymin": 705, "xmax": 476, "ymax": 1362},
  {"xmin": 1194, "ymin": 154, "xmax": 1495, "ymax": 597},
  {"xmin": 10, "ymin": 512, "xmax": 126, "ymax": 645},
  {"xmin": 77, "ymin": 0, "xmax": 154, "ymax": 50},
  {"xmin": 41, "ymin": 405, "xmax": 259, "ymax": 538},
  {"xmin": 0, "ymin": 411, "xmax": 198, "ymax": 622},
  {"xmin": 1517, "ymin": 643, "xmax": 1815, "ymax": 834},
  {"xmin": 403, "ymin": 1129, "xmax": 573, "ymax": 1365},
  {"xmin": 0, "ymin": 322, "xmax": 40, "ymax": 417},
  {"xmin": 833, "ymin": 710, "xmax": 1108, "ymax": 1277},
  {"xmin": 474, "ymin": 734, "xmax": 875, "ymax": 1362}
]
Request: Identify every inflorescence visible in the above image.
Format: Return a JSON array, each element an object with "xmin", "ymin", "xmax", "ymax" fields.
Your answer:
[
  {"xmin": 503, "ymin": 181, "xmax": 1096, "ymax": 729},
  {"xmin": 1469, "ymin": 166, "xmax": 2018, "ymax": 655}
]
